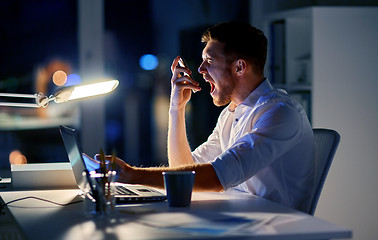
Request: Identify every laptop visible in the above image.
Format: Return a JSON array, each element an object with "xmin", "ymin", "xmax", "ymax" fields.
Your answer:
[{"xmin": 59, "ymin": 125, "xmax": 166, "ymax": 203}]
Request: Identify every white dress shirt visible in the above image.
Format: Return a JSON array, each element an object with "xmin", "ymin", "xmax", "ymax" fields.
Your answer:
[{"xmin": 192, "ymin": 79, "xmax": 315, "ymax": 212}]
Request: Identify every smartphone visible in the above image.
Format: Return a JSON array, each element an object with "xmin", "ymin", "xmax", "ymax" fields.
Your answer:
[
  {"xmin": 178, "ymin": 57, "xmax": 191, "ymax": 78},
  {"xmin": 178, "ymin": 57, "xmax": 199, "ymax": 93}
]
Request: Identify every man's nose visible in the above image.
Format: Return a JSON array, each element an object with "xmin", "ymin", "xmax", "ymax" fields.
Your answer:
[{"xmin": 198, "ymin": 62, "xmax": 206, "ymax": 74}]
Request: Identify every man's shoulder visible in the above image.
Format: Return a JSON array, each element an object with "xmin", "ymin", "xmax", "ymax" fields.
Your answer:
[
  {"xmin": 261, "ymin": 87, "xmax": 289, "ymax": 100},
  {"xmin": 250, "ymin": 89, "xmax": 308, "ymax": 123},
  {"xmin": 252, "ymin": 88, "xmax": 293, "ymax": 108}
]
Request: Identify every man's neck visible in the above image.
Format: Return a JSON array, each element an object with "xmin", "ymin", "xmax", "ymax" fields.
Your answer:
[
  {"xmin": 228, "ymin": 102, "xmax": 238, "ymax": 112},
  {"xmin": 232, "ymin": 76, "xmax": 264, "ymax": 107}
]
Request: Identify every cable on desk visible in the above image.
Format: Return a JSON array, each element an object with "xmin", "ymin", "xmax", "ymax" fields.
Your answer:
[{"xmin": 0, "ymin": 196, "xmax": 83, "ymax": 209}]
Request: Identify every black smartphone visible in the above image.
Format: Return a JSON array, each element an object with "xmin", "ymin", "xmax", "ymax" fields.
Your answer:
[
  {"xmin": 178, "ymin": 57, "xmax": 191, "ymax": 78},
  {"xmin": 178, "ymin": 57, "xmax": 198, "ymax": 93}
]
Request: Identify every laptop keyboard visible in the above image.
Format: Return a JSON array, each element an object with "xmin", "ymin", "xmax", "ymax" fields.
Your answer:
[{"xmin": 116, "ymin": 185, "xmax": 137, "ymax": 196}]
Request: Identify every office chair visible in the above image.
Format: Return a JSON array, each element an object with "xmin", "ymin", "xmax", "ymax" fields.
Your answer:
[{"xmin": 308, "ymin": 128, "xmax": 340, "ymax": 215}]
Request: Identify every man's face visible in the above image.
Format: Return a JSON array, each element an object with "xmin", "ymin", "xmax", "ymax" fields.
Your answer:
[{"xmin": 198, "ymin": 41, "xmax": 235, "ymax": 107}]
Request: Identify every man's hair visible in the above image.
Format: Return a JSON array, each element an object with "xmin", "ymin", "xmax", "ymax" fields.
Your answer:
[{"xmin": 201, "ymin": 21, "xmax": 267, "ymax": 72}]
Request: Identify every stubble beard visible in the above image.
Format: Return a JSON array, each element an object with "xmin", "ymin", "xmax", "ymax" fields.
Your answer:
[{"xmin": 212, "ymin": 69, "xmax": 235, "ymax": 107}]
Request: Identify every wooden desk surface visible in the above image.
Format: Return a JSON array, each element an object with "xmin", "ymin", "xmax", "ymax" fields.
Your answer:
[{"xmin": 0, "ymin": 189, "xmax": 352, "ymax": 240}]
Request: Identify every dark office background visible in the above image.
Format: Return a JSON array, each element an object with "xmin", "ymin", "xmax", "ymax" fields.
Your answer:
[
  {"xmin": 0, "ymin": 0, "xmax": 250, "ymax": 167},
  {"xmin": 1, "ymin": 0, "xmax": 378, "ymax": 168}
]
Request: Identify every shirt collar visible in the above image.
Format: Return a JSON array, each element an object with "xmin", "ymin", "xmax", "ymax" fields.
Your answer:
[
  {"xmin": 228, "ymin": 78, "xmax": 273, "ymax": 112},
  {"xmin": 243, "ymin": 78, "xmax": 274, "ymax": 107}
]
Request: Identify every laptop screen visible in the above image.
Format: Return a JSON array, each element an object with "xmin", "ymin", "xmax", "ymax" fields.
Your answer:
[
  {"xmin": 60, "ymin": 125, "xmax": 167, "ymax": 203},
  {"xmin": 59, "ymin": 125, "xmax": 91, "ymax": 191}
]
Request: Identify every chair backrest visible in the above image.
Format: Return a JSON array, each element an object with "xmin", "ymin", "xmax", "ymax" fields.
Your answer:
[{"xmin": 308, "ymin": 128, "xmax": 340, "ymax": 215}]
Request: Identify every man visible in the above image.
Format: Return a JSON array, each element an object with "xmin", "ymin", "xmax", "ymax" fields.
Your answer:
[{"xmin": 96, "ymin": 22, "xmax": 315, "ymax": 212}]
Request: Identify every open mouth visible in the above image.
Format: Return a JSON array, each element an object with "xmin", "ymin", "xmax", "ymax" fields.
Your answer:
[
  {"xmin": 204, "ymin": 76, "xmax": 215, "ymax": 94},
  {"xmin": 203, "ymin": 74, "xmax": 216, "ymax": 95},
  {"xmin": 209, "ymin": 82, "xmax": 215, "ymax": 94}
]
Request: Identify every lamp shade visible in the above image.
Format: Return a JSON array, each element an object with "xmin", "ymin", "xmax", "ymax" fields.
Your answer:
[{"xmin": 54, "ymin": 79, "xmax": 119, "ymax": 103}]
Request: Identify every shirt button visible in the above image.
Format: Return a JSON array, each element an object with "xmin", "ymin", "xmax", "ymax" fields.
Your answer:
[{"xmin": 235, "ymin": 119, "xmax": 239, "ymax": 122}]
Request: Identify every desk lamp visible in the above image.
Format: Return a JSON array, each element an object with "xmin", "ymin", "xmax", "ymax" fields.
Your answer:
[{"xmin": 0, "ymin": 79, "xmax": 119, "ymax": 108}]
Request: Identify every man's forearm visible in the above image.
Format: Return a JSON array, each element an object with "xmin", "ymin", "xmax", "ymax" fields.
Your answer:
[
  {"xmin": 167, "ymin": 108, "xmax": 195, "ymax": 167},
  {"xmin": 128, "ymin": 163, "xmax": 223, "ymax": 192}
]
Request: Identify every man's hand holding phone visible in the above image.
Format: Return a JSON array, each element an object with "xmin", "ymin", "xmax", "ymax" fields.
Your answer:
[{"xmin": 170, "ymin": 56, "xmax": 201, "ymax": 111}]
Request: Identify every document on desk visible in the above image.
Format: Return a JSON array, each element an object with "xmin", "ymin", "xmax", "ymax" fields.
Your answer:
[{"xmin": 133, "ymin": 210, "xmax": 276, "ymax": 236}]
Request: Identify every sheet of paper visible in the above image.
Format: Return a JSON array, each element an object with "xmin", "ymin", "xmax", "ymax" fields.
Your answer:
[{"xmin": 133, "ymin": 210, "xmax": 276, "ymax": 236}]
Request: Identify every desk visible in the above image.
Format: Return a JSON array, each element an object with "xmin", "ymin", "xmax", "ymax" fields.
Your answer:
[{"xmin": 0, "ymin": 189, "xmax": 352, "ymax": 240}]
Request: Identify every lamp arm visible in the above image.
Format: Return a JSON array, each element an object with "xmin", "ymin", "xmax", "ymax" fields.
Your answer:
[
  {"xmin": 0, "ymin": 93, "xmax": 41, "ymax": 108},
  {"xmin": 0, "ymin": 92, "xmax": 56, "ymax": 108},
  {"xmin": 35, "ymin": 93, "xmax": 54, "ymax": 108}
]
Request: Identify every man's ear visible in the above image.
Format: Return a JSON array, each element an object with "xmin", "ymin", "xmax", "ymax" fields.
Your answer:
[{"xmin": 234, "ymin": 59, "xmax": 247, "ymax": 76}]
